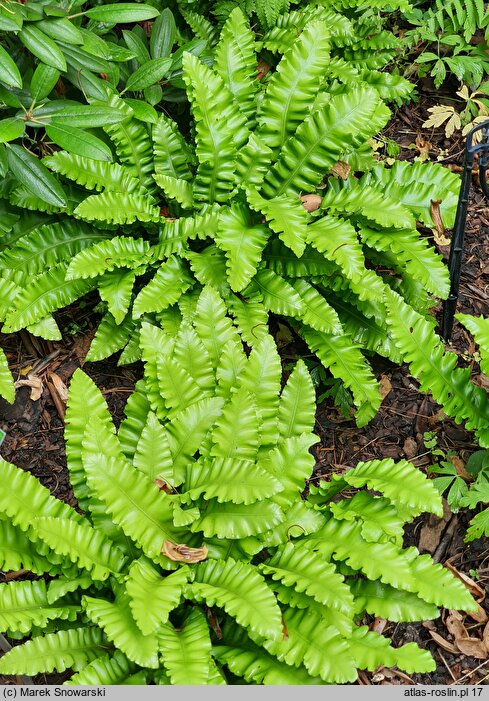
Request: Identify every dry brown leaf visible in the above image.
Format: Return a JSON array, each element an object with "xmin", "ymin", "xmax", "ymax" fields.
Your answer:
[
  {"xmin": 14, "ymin": 375, "xmax": 43, "ymax": 401},
  {"xmin": 379, "ymin": 374, "xmax": 392, "ymax": 400},
  {"xmin": 448, "ymin": 456, "xmax": 472, "ymax": 481},
  {"xmin": 428, "ymin": 630, "xmax": 459, "ymax": 654},
  {"xmin": 415, "ymin": 134, "xmax": 432, "ymax": 162},
  {"xmin": 49, "ymin": 372, "xmax": 68, "ymax": 403},
  {"xmin": 331, "ymin": 160, "xmax": 351, "ymax": 180},
  {"xmin": 403, "ymin": 436, "xmax": 418, "ymax": 460},
  {"xmin": 454, "ymin": 637, "xmax": 488, "ymax": 659},
  {"xmin": 300, "ymin": 194, "xmax": 322, "ymax": 212},
  {"xmin": 162, "ymin": 540, "xmax": 208, "ymax": 563},
  {"xmin": 256, "ymin": 59, "xmax": 271, "ymax": 81},
  {"xmin": 446, "ymin": 610, "xmax": 468, "ymax": 640},
  {"xmin": 468, "ymin": 604, "xmax": 489, "ymax": 625},
  {"xmin": 482, "ymin": 620, "xmax": 489, "ymax": 649},
  {"xmin": 418, "ymin": 499, "xmax": 451, "ymax": 554},
  {"xmin": 154, "ymin": 478, "xmax": 173, "ymax": 494},
  {"xmin": 370, "ymin": 617, "xmax": 387, "ymax": 634},
  {"xmin": 430, "ymin": 199, "xmax": 451, "ymax": 246},
  {"xmin": 444, "ymin": 562, "xmax": 485, "ymax": 601}
]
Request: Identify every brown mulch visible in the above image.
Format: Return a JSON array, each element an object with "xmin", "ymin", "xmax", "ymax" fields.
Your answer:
[{"xmin": 2, "ymin": 80, "xmax": 489, "ymax": 686}]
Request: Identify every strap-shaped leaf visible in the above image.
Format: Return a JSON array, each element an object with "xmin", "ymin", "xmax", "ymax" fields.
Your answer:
[
  {"xmin": 86, "ymin": 313, "xmax": 136, "ymax": 363},
  {"xmin": 457, "ymin": 313, "xmax": 489, "ymax": 375},
  {"xmin": 0, "ymin": 627, "xmax": 106, "ymax": 676},
  {"xmin": 215, "ymin": 204, "xmax": 270, "ymax": 293},
  {"xmin": 65, "ymin": 369, "xmax": 116, "ymax": 514},
  {"xmin": 210, "ymin": 387, "xmax": 260, "ymax": 461},
  {"xmin": 349, "ymin": 626, "xmax": 435, "ymax": 674},
  {"xmin": 235, "ymin": 133, "xmax": 274, "ymax": 188},
  {"xmin": 227, "ymin": 293, "xmax": 270, "ymax": 346},
  {"xmin": 47, "ymin": 575, "xmax": 93, "ymax": 605},
  {"xmin": 133, "ymin": 411, "xmax": 174, "ymax": 484},
  {"xmin": 173, "ymin": 322, "xmax": 215, "ymax": 393},
  {"xmin": 158, "ymin": 608, "xmax": 212, "ymax": 684},
  {"xmin": 103, "ymin": 94, "xmax": 155, "ymax": 192},
  {"xmin": 0, "ymin": 579, "xmax": 79, "ymax": 635},
  {"xmin": 193, "ymin": 286, "xmax": 240, "ymax": 368},
  {"xmin": 66, "ymin": 651, "xmax": 138, "ymax": 685},
  {"xmin": 261, "ymin": 606, "xmax": 357, "ymax": 683},
  {"xmin": 260, "ymin": 6, "xmax": 353, "ymax": 54},
  {"xmin": 2, "ymin": 263, "xmax": 95, "ymax": 332},
  {"xmin": 153, "ymin": 174, "xmax": 193, "ymax": 208},
  {"xmin": 343, "ymin": 458, "xmax": 444, "ymax": 517},
  {"xmin": 0, "ymin": 347, "xmax": 14, "ymax": 404},
  {"xmin": 360, "ymin": 226, "xmax": 449, "ymax": 299},
  {"xmin": 350, "ymin": 579, "xmax": 439, "ymax": 622},
  {"xmin": 154, "ymin": 347, "xmax": 207, "ymax": 419},
  {"xmin": 152, "ymin": 113, "xmax": 193, "ymax": 181},
  {"xmin": 321, "ymin": 182, "xmax": 416, "ymax": 230},
  {"xmin": 294, "ymin": 280, "xmax": 343, "ymax": 336},
  {"xmin": 183, "ymin": 457, "xmax": 283, "ymax": 505},
  {"xmin": 126, "ymin": 559, "xmax": 189, "ymax": 635},
  {"xmin": 385, "ymin": 289, "xmax": 489, "ymax": 447},
  {"xmin": 0, "ymin": 520, "xmax": 59, "ymax": 574},
  {"xmin": 260, "ymin": 542, "xmax": 354, "ymax": 615},
  {"xmin": 31, "ymin": 516, "xmax": 127, "ymax": 581},
  {"xmin": 185, "ymin": 246, "xmax": 229, "ymax": 296},
  {"xmin": 182, "ymin": 52, "xmax": 248, "ymax": 202},
  {"xmin": 74, "ymin": 191, "xmax": 160, "ymax": 225},
  {"xmin": 98, "ymin": 268, "xmax": 141, "ymax": 325},
  {"xmin": 132, "ymin": 256, "xmax": 193, "ymax": 318},
  {"xmin": 0, "ymin": 458, "xmax": 82, "ymax": 530},
  {"xmin": 246, "ymin": 188, "xmax": 309, "ymax": 258},
  {"xmin": 44, "ymin": 152, "xmax": 143, "ymax": 194},
  {"xmin": 306, "ymin": 215, "xmax": 385, "ymax": 301},
  {"xmin": 0, "ymin": 219, "xmax": 112, "ymax": 276},
  {"xmin": 214, "ymin": 8, "xmax": 257, "ymax": 123},
  {"xmin": 256, "ymin": 21, "xmax": 330, "ymax": 150},
  {"xmin": 83, "ymin": 593, "xmax": 159, "ymax": 668},
  {"xmin": 215, "ymin": 339, "xmax": 247, "ymax": 398},
  {"xmin": 259, "ymin": 434, "xmax": 318, "ymax": 506},
  {"xmin": 244, "ymin": 269, "xmax": 304, "ymax": 316},
  {"xmin": 118, "ymin": 379, "xmax": 151, "ymax": 460},
  {"xmin": 139, "ymin": 322, "xmax": 170, "ymax": 420},
  {"xmin": 301, "ymin": 326, "xmax": 381, "ymax": 427},
  {"xmin": 278, "ymin": 360, "xmax": 316, "ymax": 439},
  {"xmin": 191, "ymin": 499, "xmax": 284, "ymax": 539},
  {"xmin": 189, "ymin": 558, "xmax": 283, "ymax": 641},
  {"xmin": 82, "ymin": 429, "xmax": 185, "ymax": 564},
  {"xmin": 67, "ymin": 237, "xmax": 151, "ymax": 280},
  {"xmin": 330, "ymin": 492, "xmax": 405, "ymax": 542},
  {"xmin": 262, "ymin": 87, "xmax": 385, "ymax": 197}
]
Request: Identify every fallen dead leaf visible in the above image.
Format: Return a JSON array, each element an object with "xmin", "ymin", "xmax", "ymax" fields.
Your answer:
[
  {"xmin": 446, "ymin": 610, "xmax": 468, "ymax": 640},
  {"xmin": 444, "ymin": 562, "xmax": 485, "ymax": 601},
  {"xmin": 300, "ymin": 194, "xmax": 322, "ymax": 212},
  {"xmin": 162, "ymin": 540, "xmax": 208, "ymax": 563},
  {"xmin": 155, "ymin": 478, "xmax": 174, "ymax": 494},
  {"xmin": 379, "ymin": 374, "xmax": 392, "ymax": 400},
  {"xmin": 418, "ymin": 499, "xmax": 451, "ymax": 554},
  {"xmin": 482, "ymin": 620, "xmax": 489, "ymax": 649},
  {"xmin": 14, "ymin": 375, "xmax": 43, "ymax": 401},
  {"xmin": 49, "ymin": 372, "xmax": 68, "ymax": 403},
  {"xmin": 256, "ymin": 59, "xmax": 271, "ymax": 81},
  {"xmin": 448, "ymin": 456, "xmax": 472, "ymax": 482},
  {"xmin": 430, "ymin": 199, "xmax": 451, "ymax": 246},
  {"xmin": 331, "ymin": 160, "xmax": 351, "ymax": 180},
  {"xmin": 468, "ymin": 604, "xmax": 489, "ymax": 625},
  {"xmin": 415, "ymin": 134, "xmax": 432, "ymax": 162},
  {"xmin": 370, "ymin": 617, "xmax": 387, "ymax": 634},
  {"xmin": 402, "ymin": 436, "xmax": 418, "ymax": 460},
  {"xmin": 453, "ymin": 637, "xmax": 488, "ymax": 659},
  {"xmin": 428, "ymin": 629, "xmax": 459, "ymax": 654}
]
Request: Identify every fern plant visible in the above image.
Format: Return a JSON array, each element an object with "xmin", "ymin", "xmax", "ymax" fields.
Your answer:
[
  {"xmin": 0, "ymin": 288, "xmax": 477, "ymax": 683},
  {"xmin": 0, "ymin": 11, "xmax": 461, "ymax": 429}
]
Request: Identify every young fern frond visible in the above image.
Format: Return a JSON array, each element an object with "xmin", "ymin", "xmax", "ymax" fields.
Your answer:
[{"xmin": 157, "ymin": 608, "xmax": 212, "ymax": 684}]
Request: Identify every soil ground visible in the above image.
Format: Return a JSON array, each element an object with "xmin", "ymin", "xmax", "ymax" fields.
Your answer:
[{"xmin": 2, "ymin": 79, "xmax": 489, "ymax": 686}]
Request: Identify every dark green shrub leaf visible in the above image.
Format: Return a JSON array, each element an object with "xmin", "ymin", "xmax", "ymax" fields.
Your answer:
[
  {"xmin": 33, "ymin": 18, "xmax": 84, "ymax": 45},
  {"xmin": 123, "ymin": 99, "xmax": 158, "ymax": 124},
  {"xmin": 18, "ymin": 26, "xmax": 67, "ymax": 72},
  {"xmin": 0, "ymin": 44, "xmax": 22, "ymax": 88},
  {"xmin": 45, "ymin": 124, "xmax": 113, "ymax": 162},
  {"xmin": 124, "ymin": 57, "xmax": 172, "ymax": 92},
  {"xmin": 30, "ymin": 64, "xmax": 60, "ymax": 102},
  {"xmin": 0, "ymin": 118, "xmax": 25, "ymax": 144},
  {"xmin": 6, "ymin": 144, "xmax": 67, "ymax": 208},
  {"xmin": 38, "ymin": 104, "xmax": 126, "ymax": 128},
  {"xmin": 84, "ymin": 4, "xmax": 160, "ymax": 23},
  {"xmin": 150, "ymin": 8, "xmax": 177, "ymax": 59}
]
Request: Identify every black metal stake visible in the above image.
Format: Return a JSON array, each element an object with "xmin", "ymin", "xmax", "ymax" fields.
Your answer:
[{"xmin": 440, "ymin": 120, "xmax": 489, "ymax": 341}]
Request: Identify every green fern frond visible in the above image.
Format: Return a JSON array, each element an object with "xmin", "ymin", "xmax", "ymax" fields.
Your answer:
[
  {"xmin": 189, "ymin": 558, "xmax": 283, "ymax": 641},
  {"xmin": 66, "ymin": 237, "xmax": 151, "ymax": 280},
  {"xmin": 350, "ymin": 579, "xmax": 439, "ymax": 622},
  {"xmin": 193, "ymin": 286, "xmax": 240, "ymax": 368},
  {"xmin": 348, "ymin": 626, "xmax": 434, "ymax": 674},
  {"xmin": 191, "ymin": 498, "xmax": 284, "ymax": 539},
  {"xmin": 44, "ymin": 152, "xmax": 143, "ymax": 194},
  {"xmin": 256, "ymin": 20, "xmax": 330, "ymax": 151},
  {"xmin": 260, "ymin": 7, "xmax": 353, "ymax": 54},
  {"xmin": 158, "ymin": 608, "xmax": 212, "ymax": 684},
  {"xmin": 0, "ymin": 627, "xmax": 106, "ymax": 676},
  {"xmin": 2, "ymin": 263, "xmax": 95, "ymax": 332},
  {"xmin": 133, "ymin": 256, "xmax": 193, "ymax": 318},
  {"xmin": 262, "ymin": 87, "xmax": 386, "ymax": 197},
  {"xmin": 133, "ymin": 411, "xmax": 174, "ymax": 484},
  {"xmin": 260, "ymin": 542, "xmax": 354, "ymax": 614},
  {"xmin": 0, "ymin": 347, "xmax": 14, "ymax": 404},
  {"xmin": 246, "ymin": 189, "xmax": 309, "ymax": 258},
  {"xmin": 0, "ymin": 520, "xmax": 59, "ymax": 575},
  {"xmin": 83, "ymin": 593, "xmax": 159, "ymax": 668},
  {"xmin": 182, "ymin": 52, "xmax": 248, "ymax": 203},
  {"xmin": 0, "ymin": 579, "xmax": 79, "ymax": 635},
  {"xmin": 153, "ymin": 174, "xmax": 193, "ymax": 208},
  {"xmin": 385, "ymin": 289, "xmax": 489, "ymax": 447},
  {"xmin": 98, "ymin": 268, "xmax": 141, "ymax": 325},
  {"xmin": 292, "ymin": 279, "xmax": 343, "ymax": 334},
  {"xmin": 244, "ymin": 269, "xmax": 303, "ymax": 316},
  {"xmin": 66, "ymin": 650, "xmax": 138, "ymax": 685},
  {"xmin": 278, "ymin": 359, "xmax": 315, "ymax": 439},
  {"xmin": 126, "ymin": 559, "xmax": 188, "ymax": 635},
  {"xmin": 226, "ymin": 293, "xmax": 270, "ymax": 346},
  {"xmin": 87, "ymin": 314, "xmax": 136, "ymax": 363},
  {"xmin": 456, "ymin": 314, "xmax": 489, "ymax": 375},
  {"xmin": 152, "ymin": 114, "xmax": 194, "ymax": 181},
  {"xmin": 214, "ymin": 8, "xmax": 258, "ymax": 124},
  {"xmin": 74, "ymin": 191, "xmax": 160, "ymax": 225}
]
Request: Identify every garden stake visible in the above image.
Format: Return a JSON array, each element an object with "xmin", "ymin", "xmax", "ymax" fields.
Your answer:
[{"xmin": 441, "ymin": 119, "xmax": 489, "ymax": 341}]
